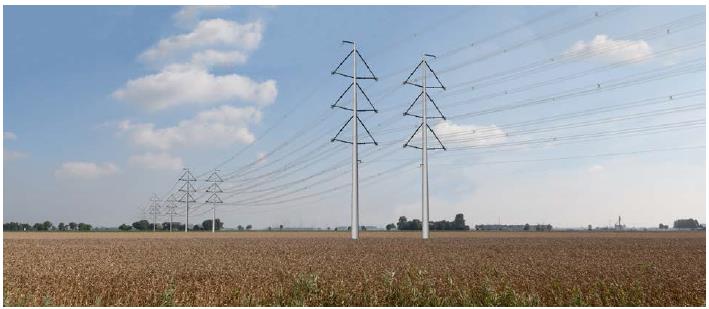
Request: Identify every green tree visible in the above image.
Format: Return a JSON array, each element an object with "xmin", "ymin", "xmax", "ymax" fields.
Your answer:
[
  {"xmin": 385, "ymin": 223, "xmax": 396, "ymax": 231},
  {"xmin": 237, "ymin": 225, "xmax": 244, "ymax": 231},
  {"xmin": 78, "ymin": 223, "xmax": 92, "ymax": 231},
  {"xmin": 132, "ymin": 220, "xmax": 150, "ymax": 231},
  {"xmin": 246, "ymin": 224, "xmax": 252, "ymax": 230},
  {"xmin": 58, "ymin": 222, "xmax": 66, "ymax": 231},
  {"xmin": 43, "ymin": 221, "xmax": 53, "ymax": 231},
  {"xmin": 119, "ymin": 224, "xmax": 132, "ymax": 231},
  {"xmin": 397, "ymin": 216, "xmax": 408, "ymax": 230},
  {"xmin": 674, "ymin": 218, "xmax": 700, "ymax": 229},
  {"xmin": 68, "ymin": 222, "xmax": 77, "ymax": 231}
]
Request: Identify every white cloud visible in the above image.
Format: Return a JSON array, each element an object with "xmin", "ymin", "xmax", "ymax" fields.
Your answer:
[
  {"xmin": 4, "ymin": 150, "xmax": 27, "ymax": 161},
  {"xmin": 565, "ymin": 35, "xmax": 653, "ymax": 62},
  {"xmin": 112, "ymin": 64, "xmax": 277, "ymax": 111},
  {"xmin": 256, "ymin": 152, "xmax": 268, "ymax": 164},
  {"xmin": 54, "ymin": 162, "xmax": 120, "ymax": 179},
  {"xmin": 140, "ymin": 18, "xmax": 263, "ymax": 63},
  {"xmin": 4, "ymin": 131, "xmax": 17, "ymax": 140},
  {"xmin": 432, "ymin": 121, "xmax": 507, "ymax": 148},
  {"xmin": 118, "ymin": 105, "xmax": 261, "ymax": 151},
  {"xmin": 587, "ymin": 164, "xmax": 605, "ymax": 174},
  {"xmin": 129, "ymin": 152, "xmax": 183, "ymax": 170},
  {"xmin": 173, "ymin": 6, "xmax": 230, "ymax": 28},
  {"xmin": 191, "ymin": 49, "xmax": 248, "ymax": 68}
]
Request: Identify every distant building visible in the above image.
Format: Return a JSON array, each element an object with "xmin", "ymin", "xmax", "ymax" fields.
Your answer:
[{"xmin": 615, "ymin": 216, "xmax": 626, "ymax": 231}]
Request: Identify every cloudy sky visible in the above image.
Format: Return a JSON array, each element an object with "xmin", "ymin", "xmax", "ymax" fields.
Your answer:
[{"xmin": 3, "ymin": 6, "xmax": 705, "ymax": 229}]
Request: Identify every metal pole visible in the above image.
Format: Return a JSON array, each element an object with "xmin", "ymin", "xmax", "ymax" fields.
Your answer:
[
  {"xmin": 212, "ymin": 205, "xmax": 216, "ymax": 233},
  {"xmin": 185, "ymin": 175, "xmax": 189, "ymax": 232},
  {"xmin": 422, "ymin": 56, "xmax": 430, "ymax": 240},
  {"xmin": 169, "ymin": 212, "xmax": 173, "ymax": 232},
  {"xmin": 352, "ymin": 41, "xmax": 359, "ymax": 240}
]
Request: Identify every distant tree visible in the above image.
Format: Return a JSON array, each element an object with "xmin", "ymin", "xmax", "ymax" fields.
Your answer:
[
  {"xmin": 132, "ymin": 220, "xmax": 150, "ymax": 231},
  {"xmin": 385, "ymin": 223, "xmax": 396, "ymax": 231},
  {"xmin": 267, "ymin": 226, "xmax": 272, "ymax": 231},
  {"xmin": 58, "ymin": 222, "xmax": 66, "ymax": 231},
  {"xmin": 202, "ymin": 219, "xmax": 224, "ymax": 231},
  {"xmin": 33, "ymin": 222, "xmax": 45, "ymax": 231},
  {"xmin": 588, "ymin": 225, "xmax": 593, "ymax": 231},
  {"xmin": 674, "ymin": 219, "xmax": 700, "ymax": 229},
  {"xmin": 524, "ymin": 223, "xmax": 530, "ymax": 231},
  {"xmin": 659, "ymin": 223, "xmax": 669, "ymax": 230},
  {"xmin": 397, "ymin": 216, "xmax": 408, "ymax": 230},
  {"xmin": 246, "ymin": 224, "xmax": 252, "ymax": 230},
  {"xmin": 279, "ymin": 225, "xmax": 284, "ymax": 230},
  {"xmin": 192, "ymin": 223, "xmax": 202, "ymax": 231},
  {"xmin": 119, "ymin": 224, "xmax": 132, "ymax": 231},
  {"xmin": 452, "ymin": 213, "xmax": 469, "ymax": 230},
  {"xmin": 43, "ymin": 221, "xmax": 53, "ymax": 231},
  {"xmin": 3, "ymin": 222, "xmax": 23, "ymax": 231},
  {"xmin": 237, "ymin": 225, "xmax": 244, "ymax": 231},
  {"xmin": 78, "ymin": 223, "xmax": 92, "ymax": 231},
  {"xmin": 69, "ymin": 222, "xmax": 77, "ymax": 231}
]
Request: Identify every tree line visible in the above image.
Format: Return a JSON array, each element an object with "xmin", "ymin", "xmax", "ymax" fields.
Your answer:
[
  {"xmin": 3, "ymin": 221, "xmax": 92, "ymax": 231},
  {"xmin": 122, "ymin": 219, "xmax": 227, "ymax": 231},
  {"xmin": 387, "ymin": 213, "xmax": 470, "ymax": 231},
  {"xmin": 673, "ymin": 218, "xmax": 702, "ymax": 229}
]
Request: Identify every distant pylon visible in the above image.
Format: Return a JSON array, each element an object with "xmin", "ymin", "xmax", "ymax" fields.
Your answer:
[
  {"xmin": 178, "ymin": 168, "xmax": 197, "ymax": 232},
  {"xmin": 165, "ymin": 193, "xmax": 178, "ymax": 232},
  {"xmin": 329, "ymin": 40, "xmax": 379, "ymax": 240},
  {"xmin": 402, "ymin": 54, "xmax": 447, "ymax": 240},
  {"xmin": 148, "ymin": 193, "xmax": 161, "ymax": 232},
  {"xmin": 205, "ymin": 170, "xmax": 224, "ymax": 233}
]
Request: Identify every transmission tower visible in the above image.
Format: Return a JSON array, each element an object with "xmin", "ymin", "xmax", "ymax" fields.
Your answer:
[
  {"xmin": 165, "ymin": 193, "xmax": 178, "ymax": 232},
  {"xmin": 148, "ymin": 193, "xmax": 161, "ymax": 232},
  {"xmin": 329, "ymin": 40, "xmax": 379, "ymax": 240},
  {"xmin": 178, "ymin": 168, "xmax": 197, "ymax": 232},
  {"xmin": 204, "ymin": 170, "xmax": 224, "ymax": 233},
  {"xmin": 402, "ymin": 54, "xmax": 447, "ymax": 240}
]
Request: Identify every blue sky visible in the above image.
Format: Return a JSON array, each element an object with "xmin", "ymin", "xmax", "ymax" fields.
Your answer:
[{"xmin": 3, "ymin": 5, "xmax": 706, "ymax": 228}]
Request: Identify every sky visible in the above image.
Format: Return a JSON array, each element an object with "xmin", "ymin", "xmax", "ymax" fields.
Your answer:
[{"xmin": 3, "ymin": 5, "xmax": 706, "ymax": 229}]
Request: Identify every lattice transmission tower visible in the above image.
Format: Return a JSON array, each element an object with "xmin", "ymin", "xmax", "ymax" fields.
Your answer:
[
  {"xmin": 329, "ymin": 40, "xmax": 379, "ymax": 240},
  {"xmin": 204, "ymin": 170, "xmax": 224, "ymax": 233},
  {"xmin": 178, "ymin": 168, "xmax": 197, "ymax": 232},
  {"xmin": 148, "ymin": 193, "xmax": 161, "ymax": 232},
  {"xmin": 165, "ymin": 193, "xmax": 178, "ymax": 232},
  {"xmin": 402, "ymin": 54, "xmax": 447, "ymax": 240}
]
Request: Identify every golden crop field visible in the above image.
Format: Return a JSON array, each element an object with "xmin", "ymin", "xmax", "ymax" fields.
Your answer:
[{"xmin": 3, "ymin": 231, "xmax": 705, "ymax": 306}]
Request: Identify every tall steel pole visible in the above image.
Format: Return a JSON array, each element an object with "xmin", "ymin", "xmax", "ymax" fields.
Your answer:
[
  {"xmin": 402, "ymin": 54, "xmax": 447, "ymax": 240},
  {"xmin": 351, "ymin": 42, "xmax": 359, "ymax": 240},
  {"xmin": 178, "ymin": 168, "xmax": 196, "ymax": 232},
  {"xmin": 185, "ymin": 184, "xmax": 189, "ymax": 232},
  {"xmin": 421, "ymin": 55, "xmax": 430, "ymax": 240},
  {"xmin": 205, "ymin": 170, "xmax": 223, "ymax": 233},
  {"xmin": 329, "ymin": 40, "xmax": 379, "ymax": 240}
]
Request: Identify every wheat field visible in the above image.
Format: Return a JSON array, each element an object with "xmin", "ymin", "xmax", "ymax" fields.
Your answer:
[{"xmin": 3, "ymin": 231, "xmax": 705, "ymax": 306}]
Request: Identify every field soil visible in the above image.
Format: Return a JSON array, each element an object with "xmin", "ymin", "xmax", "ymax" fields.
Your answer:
[{"xmin": 3, "ymin": 231, "xmax": 705, "ymax": 306}]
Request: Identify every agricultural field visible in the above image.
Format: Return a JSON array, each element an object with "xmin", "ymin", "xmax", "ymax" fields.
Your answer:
[{"xmin": 3, "ymin": 231, "xmax": 705, "ymax": 306}]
